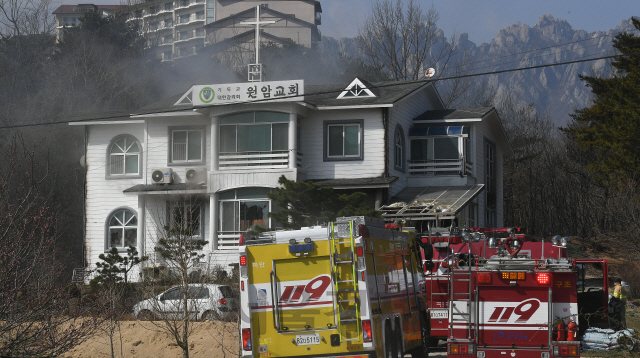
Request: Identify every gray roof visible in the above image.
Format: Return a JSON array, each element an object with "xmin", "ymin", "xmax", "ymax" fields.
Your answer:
[
  {"xmin": 309, "ymin": 176, "xmax": 398, "ymax": 188},
  {"xmin": 305, "ymin": 80, "xmax": 430, "ymax": 108},
  {"xmin": 414, "ymin": 107, "xmax": 494, "ymax": 121}
]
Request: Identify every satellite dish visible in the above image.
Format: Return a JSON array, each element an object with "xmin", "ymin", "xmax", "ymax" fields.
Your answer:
[{"xmin": 425, "ymin": 68, "xmax": 436, "ymax": 78}]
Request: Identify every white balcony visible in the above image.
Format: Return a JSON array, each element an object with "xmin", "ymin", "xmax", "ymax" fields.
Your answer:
[
  {"xmin": 219, "ymin": 151, "xmax": 290, "ymax": 170},
  {"xmin": 408, "ymin": 158, "xmax": 473, "ymax": 176},
  {"xmin": 217, "ymin": 231, "xmax": 241, "ymax": 250}
]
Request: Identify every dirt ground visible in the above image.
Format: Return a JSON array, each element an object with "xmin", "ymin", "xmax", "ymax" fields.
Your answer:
[{"xmin": 62, "ymin": 320, "xmax": 239, "ymax": 358}]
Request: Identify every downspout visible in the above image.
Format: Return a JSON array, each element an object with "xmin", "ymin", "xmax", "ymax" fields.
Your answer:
[
  {"xmin": 82, "ymin": 125, "xmax": 88, "ymax": 294},
  {"xmin": 383, "ymin": 107, "xmax": 389, "ymax": 178},
  {"xmin": 382, "ymin": 107, "xmax": 390, "ymax": 207}
]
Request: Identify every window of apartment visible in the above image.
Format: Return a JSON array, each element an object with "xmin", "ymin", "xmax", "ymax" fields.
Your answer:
[
  {"xmin": 394, "ymin": 125, "xmax": 405, "ymax": 172},
  {"xmin": 106, "ymin": 208, "xmax": 137, "ymax": 250},
  {"xmin": 169, "ymin": 127, "xmax": 204, "ymax": 164},
  {"xmin": 163, "ymin": 34, "xmax": 173, "ymax": 43},
  {"xmin": 180, "ymin": 0, "xmax": 189, "ymax": 7},
  {"xmin": 180, "ymin": 14, "xmax": 190, "ymax": 23},
  {"xmin": 107, "ymin": 135, "xmax": 141, "ymax": 178},
  {"xmin": 179, "ymin": 30, "xmax": 189, "ymax": 40},
  {"xmin": 195, "ymin": 28, "xmax": 204, "ymax": 37},
  {"xmin": 164, "ymin": 17, "xmax": 173, "ymax": 27},
  {"xmin": 206, "ymin": 0, "xmax": 214, "ymax": 24},
  {"xmin": 195, "ymin": 0, "xmax": 204, "ymax": 3},
  {"xmin": 163, "ymin": 50, "xmax": 172, "ymax": 61},
  {"xmin": 485, "ymin": 140, "xmax": 496, "ymax": 227},
  {"xmin": 164, "ymin": 2, "xmax": 173, "ymax": 11},
  {"xmin": 323, "ymin": 120, "xmax": 363, "ymax": 161},
  {"xmin": 409, "ymin": 126, "xmax": 470, "ymax": 161},
  {"xmin": 149, "ymin": 21, "xmax": 159, "ymax": 31},
  {"xmin": 149, "ymin": 6, "xmax": 157, "ymax": 14},
  {"xmin": 220, "ymin": 112, "xmax": 289, "ymax": 153},
  {"xmin": 167, "ymin": 201, "xmax": 203, "ymax": 238},
  {"xmin": 219, "ymin": 188, "xmax": 275, "ymax": 233},
  {"xmin": 195, "ymin": 10, "xmax": 204, "ymax": 20},
  {"xmin": 63, "ymin": 17, "xmax": 79, "ymax": 26}
]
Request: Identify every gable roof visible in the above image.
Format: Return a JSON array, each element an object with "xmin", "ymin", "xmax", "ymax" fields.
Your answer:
[
  {"xmin": 304, "ymin": 80, "xmax": 433, "ymax": 109},
  {"xmin": 204, "ymin": 6, "xmax": 316, "ymax": 30},
  {"xmin": 199, "ymin": 30, "xmax": 296, "ymax": 55}
]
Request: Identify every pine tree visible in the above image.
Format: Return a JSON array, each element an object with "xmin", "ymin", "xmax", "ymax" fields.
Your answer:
[
  {"xmin": 564, "ymin": 18, "xmax": 640, "ymax": 184},
  {"xmin": 267, "ymin": 175, "xmax": 379, "ymax": 229}
]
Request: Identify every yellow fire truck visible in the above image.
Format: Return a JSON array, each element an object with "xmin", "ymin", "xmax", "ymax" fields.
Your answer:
[{"xmin": 238, "ymin": 216, "xmax": 432, "ymax": 358}]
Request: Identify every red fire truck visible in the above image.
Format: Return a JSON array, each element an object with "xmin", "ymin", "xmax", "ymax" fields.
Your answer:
[{"xmin": 417, "ymin": 227, "xmax": 609, "ymax": 358}]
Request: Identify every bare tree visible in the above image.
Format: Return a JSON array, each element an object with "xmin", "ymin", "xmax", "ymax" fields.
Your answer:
[
  {"xmin": 0, "ymin": 0, "xmax": 54, "ymax": 39},
  {"xmin": 357, "ymin": 0, "xmax": 457, "ymax": 82},
  {"xmin": 0, "ymin": 135, "xmax": 96, "ymax": 357},
  {"xmin": 137, "ymin": 196, "xmax": 209, "ymax": 358}
]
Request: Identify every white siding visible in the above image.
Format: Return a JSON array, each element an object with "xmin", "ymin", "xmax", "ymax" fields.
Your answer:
[
  {"xmin": 387, "ymin": 87, "xmax": 441, "ymax": 197},
  {"xmin": 85, "ymin": 124, "xmax": 144, "ymax": 269},
  {"xmin": 472, "ymin": 119, "xmax": 505, "ymax": 227},
  {"xmin": 145, "ymin": 116, "xmax": 211, "ymax": 183},
  {"xmin": 300, "ymin": 108, "xmax": 385, "ymax": 180}
]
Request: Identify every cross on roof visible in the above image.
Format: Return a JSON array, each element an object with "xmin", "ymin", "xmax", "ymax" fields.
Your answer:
[{"xmin": 240, "ymin": 5, "xmax": 276, "ymax": 65}]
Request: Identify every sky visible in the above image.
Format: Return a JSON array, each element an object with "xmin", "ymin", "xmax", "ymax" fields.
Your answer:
[
  {"xmin": 320, "ymin": 0, "xmax": 640, "ymax": 44},
  {"xmin": 50, "ymin": 0, "xmax": 640, "ymax": 44}
]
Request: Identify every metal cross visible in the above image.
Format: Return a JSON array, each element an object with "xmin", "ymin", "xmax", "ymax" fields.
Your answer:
[{"xmin": 239, "ymin": 5, "xmax": 276, "ymax": 65}]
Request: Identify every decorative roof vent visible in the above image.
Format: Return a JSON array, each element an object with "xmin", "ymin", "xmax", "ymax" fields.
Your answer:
[{"xmin": 337, "ymin": 78, "xmax": 376, "ymax": 99}]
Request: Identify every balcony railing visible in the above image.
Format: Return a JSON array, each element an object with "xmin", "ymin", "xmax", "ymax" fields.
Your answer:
[
  {"xmin": 408, "ymin": 158, "xmax": 473, "ymax": 176},
  {"xmin": 219, "ymin": 151, "xmax": 294, "ymax": 170},
  {"xmin": 217, "ymin": 231, "xmax": 241, "ymax": 250}
]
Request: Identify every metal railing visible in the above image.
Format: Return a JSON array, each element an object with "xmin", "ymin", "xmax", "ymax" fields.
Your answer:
[
  {"xmin": 217, "ymin": 231, "xmax": 241, "ymax": 250},
  {"xmin": 219, "ymin": 150, "xmax": 290, "ymax": 169},
  {"xmin": 408, "ymin": 157, "xmax": 473, "ymax": 176}
]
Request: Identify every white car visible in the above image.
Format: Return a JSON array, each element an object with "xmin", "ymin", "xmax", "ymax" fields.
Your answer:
[{"xmin": 133, "ymin": 284, "xmax": 238, "ymax": 321}]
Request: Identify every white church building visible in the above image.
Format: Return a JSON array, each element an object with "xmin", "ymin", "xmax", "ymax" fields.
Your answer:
[{"xmin": 72, "ymin": 77, "xmax": 511, "ymax": 279}]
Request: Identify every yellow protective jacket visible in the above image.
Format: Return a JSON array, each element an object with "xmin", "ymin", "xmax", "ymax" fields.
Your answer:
[{"xmin": 614, "ymin": 285, "xmax": 627, "ymax": 300}]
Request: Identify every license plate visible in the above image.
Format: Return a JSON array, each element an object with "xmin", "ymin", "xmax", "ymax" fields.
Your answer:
[
  {"xmin": 430, "ymin": 309, "xmax": 448, "ymax": 319},
  {"xmin": 296, "ymin": 333, "xmax": 320, "ymax": 346}
]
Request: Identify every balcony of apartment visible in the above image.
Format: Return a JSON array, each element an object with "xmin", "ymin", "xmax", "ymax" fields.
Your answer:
[
  {"xmin": 174, "ymin": 15, "xmax": 205, "ymax": 27},
  {"xmin": 175, "ymin": 0, "xmax": 204, "ymax": 10},
  {"xmin": 408, "ymin": 157, "xmax": 473, "ymax": 177}
]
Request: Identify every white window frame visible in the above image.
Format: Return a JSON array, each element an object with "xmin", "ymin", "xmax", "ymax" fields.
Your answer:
[
  {"xmin": 106, "ymin": 208, "xmax": 138, "ymax": 252},
  {"xmin": 106, "ymin": 135, "xmax": 142, "ymax": 179},
  {"xmin": 169, "ymin": 127, "xmax": 205, "ymax": 165}
]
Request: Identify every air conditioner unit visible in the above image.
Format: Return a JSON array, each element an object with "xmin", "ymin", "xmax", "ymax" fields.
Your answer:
[
  {"xmin": 185, "ymin": 167, "xmax": 207, "ymax": 185},
  {"xmin": 151, "ymin": 168, "xmax": 172, "ymax": 184}
]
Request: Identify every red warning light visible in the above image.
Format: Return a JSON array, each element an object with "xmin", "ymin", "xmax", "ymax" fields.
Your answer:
[{"xmin": 536, "ymin": 272, "xmax": 551, "ymax": 285}]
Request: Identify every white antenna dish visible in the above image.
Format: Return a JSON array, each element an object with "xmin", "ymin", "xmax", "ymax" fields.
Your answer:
[{"xmin": 425, "ymin": 68, "xmax": 436, "ymax": 78}]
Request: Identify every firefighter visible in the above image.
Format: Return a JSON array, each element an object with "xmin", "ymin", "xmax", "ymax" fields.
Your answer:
[{"xmin": 610, "ymin": 278, "xmax": 627, "ymax": 329}]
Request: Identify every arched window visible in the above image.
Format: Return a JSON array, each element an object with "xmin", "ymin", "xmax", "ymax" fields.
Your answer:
[
  {"xmin": 107, "ymin": 208, "xmax": 138, "ymax": 250},
  {"xmin": 107, "ymin": 135, "xmax": 142, "ymax": 177},
  {"xmin": 394, "ymin": 125, "xmax": 405, "ymax": 172}
]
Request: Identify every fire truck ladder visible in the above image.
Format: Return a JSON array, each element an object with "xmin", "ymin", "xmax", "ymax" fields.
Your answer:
[
  {"xmin": 330, "ymin": 221, "xmax": 361, "ymax": 343},
  {"xmin": 448, "ymin": 244, "xmax": 474, "ymax": 340}
]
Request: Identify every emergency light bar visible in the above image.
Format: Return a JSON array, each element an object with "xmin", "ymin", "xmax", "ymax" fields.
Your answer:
[
  {"xmin": 501, "ymin": 272, "xmax": 526, "ymax": 280},
  {"xmin": 288, "ymin": 238, "xmax": 314, "ymax": 256}
]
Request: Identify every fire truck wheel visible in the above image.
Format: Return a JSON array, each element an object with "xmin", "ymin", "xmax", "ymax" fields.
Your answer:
[
  {"xmin": 385, "ymin": 322, "xmax": 396, "ymax": 358},
  {"xmin": 394, "ymin": 320, "xmax": 403, "ymax": 358},
  {"xmin": 412, "ymin": 313, "xmax": 430, "ymax": 358}
]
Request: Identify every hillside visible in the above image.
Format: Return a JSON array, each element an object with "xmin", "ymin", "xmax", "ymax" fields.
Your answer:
[{"xmin": 322, "ymin": 14, "xmax": 637, "ymax": 126}]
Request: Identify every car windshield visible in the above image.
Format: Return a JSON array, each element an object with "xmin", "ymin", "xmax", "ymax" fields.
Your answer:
[{"xmin": 218, "ymin": 286, "xmax": 234, "ymax": 298}]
